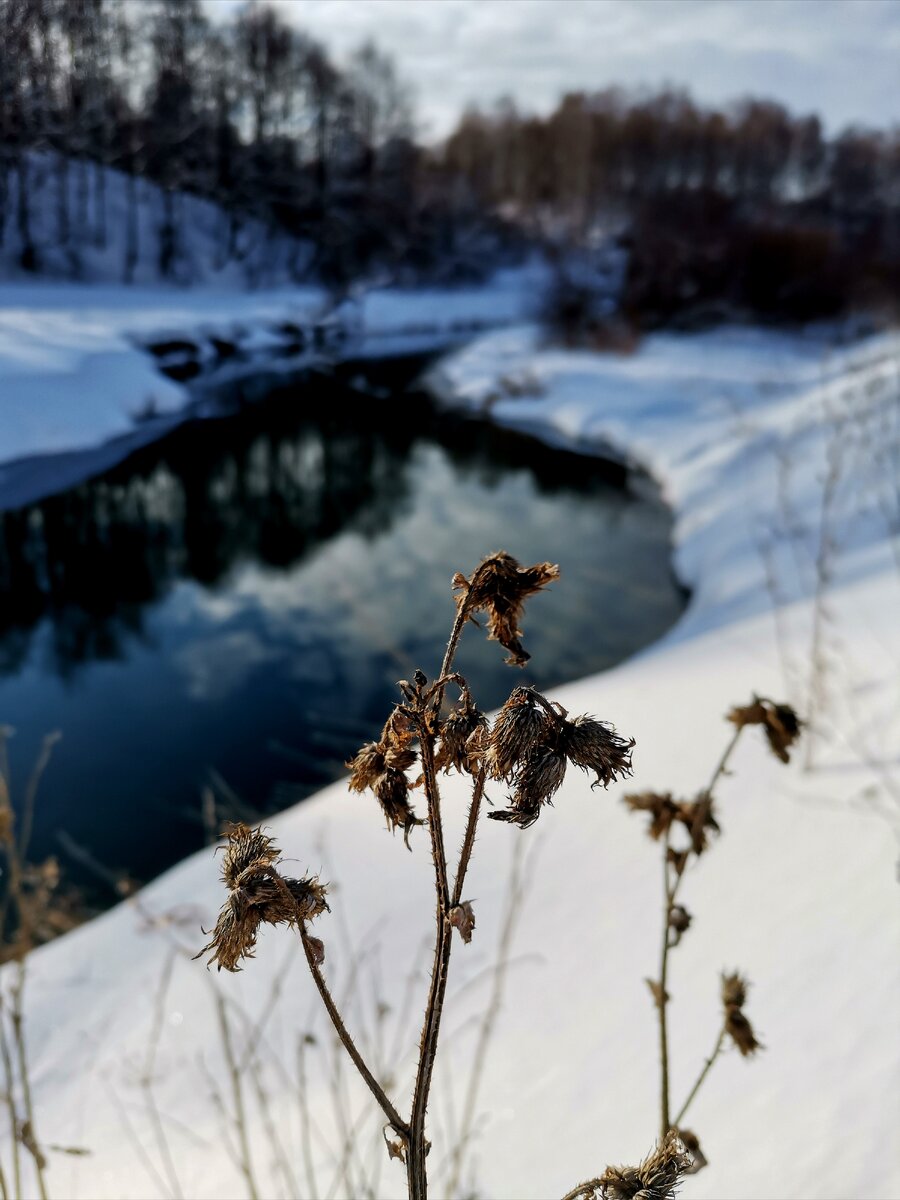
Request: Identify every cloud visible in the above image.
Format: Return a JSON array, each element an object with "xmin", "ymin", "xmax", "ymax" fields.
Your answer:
[{"xmin": 204, "ymin": 0, "xmax": 900, "ymax": 137}]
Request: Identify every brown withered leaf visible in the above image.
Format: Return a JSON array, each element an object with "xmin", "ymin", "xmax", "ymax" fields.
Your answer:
[
  {"xmin": 676, "ymin": 1128, "xmax": 708, "ymax": 1175},
  {"xmin": 448, "ymin": 901, "xmax": 476, "ymax": 944},
  {"xmin": 306, "ymin": 935, "xmax": 326, "ymax": 966},
  {"xmin": 645, "ymin": 978, "xmax": 669, "ymax": 1009}
]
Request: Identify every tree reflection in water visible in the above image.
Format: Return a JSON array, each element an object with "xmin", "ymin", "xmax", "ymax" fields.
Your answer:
[{"xmin": 0, "ymin": 380, "xmax": 684, "ymax": 902}]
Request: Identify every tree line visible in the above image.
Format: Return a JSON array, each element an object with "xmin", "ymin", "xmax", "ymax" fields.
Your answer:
[{"xmin": 444, "ymin": 90, "xmax": 900, "ymax": 323}]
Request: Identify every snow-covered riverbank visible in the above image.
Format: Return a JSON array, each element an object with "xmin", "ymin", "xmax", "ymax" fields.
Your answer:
[
  {"xmin": 0, "ymin": 270, "xmax": 539, "ymax": 509},
  {"xmin": 3, "ymin": 313, "xmax": 899, "ymax": 1199}
]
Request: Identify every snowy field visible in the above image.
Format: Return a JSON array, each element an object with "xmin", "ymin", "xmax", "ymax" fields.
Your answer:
[{"xmin": 1, "ymin": 307, "xmax": 899, "ymax": 1199}]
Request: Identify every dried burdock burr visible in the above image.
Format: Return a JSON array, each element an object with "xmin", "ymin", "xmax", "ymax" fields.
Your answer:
[
  {"xmin": 452, "ymin": 551, "xmax": 559, "ymax": 666},
  {"xmin": 197, "ymin": 824, "xmax": 329, "ymax": 972}
]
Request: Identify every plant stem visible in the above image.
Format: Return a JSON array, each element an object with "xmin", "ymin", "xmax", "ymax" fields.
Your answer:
[
  {"xmin": 452, "ymin": 767, "xmax": 486, "ymax": 907},
  {"xmin": 11, "ymin": 965, "xmax": 47, "ymax": 1200},
  {"xmin": 657, "ymin": 723, "xmax": 744, "ymax": 1140},
  {"xmin": 704, "ymin": 724, "xmax": 743, "ymax": 798},
  {"xmin": 213, "ymin": 991, "xmax": 259, "ymax": 1200},
  {"xmin": 658, "ymin": 831, "xmax": 673, "ymax": 1140},
  {"xmin": 673, "ymin": 1023, "xmax": 727, "ymax": 1128},
  {"xmin": 408, "ymin": 724, "xmax": 454, "ymax": 1200},
  {"xmin": 298, "ymin": 924, "xmax": 408, "ymax": 1137},
  {"xmin": 560, "ymin": 1181, "xmax": 602, "ymax": 1200},
  {"xmin": 0, "ymin": 999, "xmax": 20, "ymax": 1200}
]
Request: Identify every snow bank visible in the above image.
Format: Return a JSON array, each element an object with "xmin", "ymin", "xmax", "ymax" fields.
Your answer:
[
  {"xmin": 0, "ymin": 268, "xmax": 541, "ymax": 509},
  {"xmin": 4, "ymin": 319, "xmax": 900, "ymax": 1199}
]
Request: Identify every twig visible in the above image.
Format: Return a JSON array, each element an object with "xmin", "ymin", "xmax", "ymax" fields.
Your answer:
[
  {"xmin": 0, "ymin": 997, "xmax": 21, "ymax": 1200},
  {"xmin": 673, "ymin": 1023, "xmax": 727, "ymax": 1128},
  {"xmin": 213, "ymin": 990, "xmax": 260, "ymax": 1200},
  {"xmin": 10, "ymin": 964, "xmax": 47, "ymax": 1200},
  {"xmin": 298, "ymin": 923, "xmax": 407, "ymax": 1136}
]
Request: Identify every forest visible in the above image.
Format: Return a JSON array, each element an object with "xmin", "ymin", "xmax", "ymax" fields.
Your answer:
[{"xmin": 1, "ymin": 0, "xmax": 899, "ymax": 309}]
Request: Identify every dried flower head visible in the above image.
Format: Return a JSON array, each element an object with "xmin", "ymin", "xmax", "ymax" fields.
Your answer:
[
  {"xmin": 436, "ymin": 690, "xmax": 487, "ymax": 775},
  {"xmin": 668, "ymin": 904, "xmax": 692, "ymax": 945},
  {"xmin": 488, "ymin": 745, "xmax": 567, "ymax": 828},
  {"xmin": 728, "ymin": 697, "xmax": 803, "ymax": 764},
  {"xmin": 721, "ymin": 971, "xmax": 762, "ymax": 1057},
  {"xmin": 676, "ymin": 793, "xmax": 720, "ymax": 856},
  {"xmin": 599, "ymin": 1131, "xmax": 691, "ymax": 1199},
  {"xmin": 197, "ymin": 824, "xmax": 328, "ymax": 972},
  {"xmin": 346, "ymin": 707, "xmax": 421, "ymax": 845},
  {"xmin": 624, "ymin": 791, "xmax": 681, "ymax": 841},
  {"xmin": 564, "ymin": 715, "xmax": 634, "ymax": 789},
  {"xmin": 346, "ymin": 742, "xmax": 385, "ymax": 793},
  {"xmin": 486, "ymin": 687, "xmax": 550, "ymax": 780},
  {"xmin": 373, "ymin": 768, "xmax": 422, "ymax": 849},
  {"xmin": 453, "ymin": 551, "xmax": 559, "ymax": 666}
]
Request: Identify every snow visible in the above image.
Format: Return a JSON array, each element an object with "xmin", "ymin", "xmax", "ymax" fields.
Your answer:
[
  {"xmin": 2, "ymin": 308, "xmax": 899, "ymax": 1199},
  {"xmin": 0, "ymin": 267, "xmax": 541, "ymax": 509}
]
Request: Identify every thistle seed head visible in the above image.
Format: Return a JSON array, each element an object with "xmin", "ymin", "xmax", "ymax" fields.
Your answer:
[
  {"xmin": 373, "ymin": 768, "xmax": 422, "ymax": 848},
  {"xmin": 453, "ymin": 551, "xmax": 559, "ymax": 666},
  {"xmin": 436, "ymin": 690, "xmax": 487, "ymax": 775},
  {"xmin": 488, "ymin": 745, "xmax": 567, "ymax": 828},
  {"xmin": 599, "ymin": 1131, "xmax": 691, "ymax": 1199},
  {"xmin": 346, "ymin": 742, "xmax": 386, "ymax": 793},
  {"xmin": 486, "ymin": 687, "xmax": 551, "ymax": 780},
  {"xmin": 197, "ymin": 824, "xmax": 328, "ymax": 972},
  {"xmin": 564, "ymin": 715, "xmax": 634, "ymax": 788}
]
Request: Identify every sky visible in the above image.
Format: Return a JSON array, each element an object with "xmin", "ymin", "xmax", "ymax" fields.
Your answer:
[{"xmin": 203, "ymin": 0, "xmax": 900, "ymax": 140}]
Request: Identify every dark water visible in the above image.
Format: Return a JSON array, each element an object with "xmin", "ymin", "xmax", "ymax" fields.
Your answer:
[{"xmin": 0, "ymin": 379, "xmax": 685, "ymax": 901}]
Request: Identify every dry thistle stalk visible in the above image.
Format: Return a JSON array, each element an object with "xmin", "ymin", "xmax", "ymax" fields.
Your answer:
[
  {"xmin": 200, "ymin": 551, "xmax": 642, "ymax": 1200},
  {"xmin": 618, "ymin": 694, "xmax": 800, "ymax": 1173}
]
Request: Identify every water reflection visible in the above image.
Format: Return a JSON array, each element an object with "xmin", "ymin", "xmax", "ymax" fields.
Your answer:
[{"xmin": 0, "ymin": 381, "xmax": 684, "ymax": 900}]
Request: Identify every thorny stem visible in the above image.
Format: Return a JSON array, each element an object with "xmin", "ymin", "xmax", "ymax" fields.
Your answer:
[
  {"xmin": 658, "ymin": 830, "xmax": 673, "ymax": 1140},
  {"xmin": 673, "ymin": 1022, "xmax": 728, "ymax": 1128},
  {"xmin": 452, "ymin": 767, "xmax": 487, "ymax": 908},
  {"xmin": 657, "ymin": 723, "xmax": 745, "ymax": 1139},
  {"xmin": 408, "ymin": 725, "xmax": 452, "ymax": 1200},
  {"xmin": 298, "ymin": 923, "xmax": 408, "ymax": 1137}
]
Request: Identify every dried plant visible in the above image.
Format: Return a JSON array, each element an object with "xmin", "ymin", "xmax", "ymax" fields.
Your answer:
[
  {"xmin": 0, "ymin": 728, "xmax": 74, "ymax": 1200},
  {"xmin": 198, "ymin": 555, "xmax": 800, "ymax": 1198},
  {"xmin": 622, "ymin": 694, "xmax": 801, "ymax": 1178}
]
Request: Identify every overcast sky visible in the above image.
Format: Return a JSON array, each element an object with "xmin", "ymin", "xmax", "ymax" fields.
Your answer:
[{"xmin": 203, "ymin": 0, "xmax": 900, "ymax": 140}]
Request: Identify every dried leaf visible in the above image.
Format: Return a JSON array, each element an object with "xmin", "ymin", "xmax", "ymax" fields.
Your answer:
[{"xmin": 448, "ymin": 901, "xmax": 476, "ymax": 944}]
